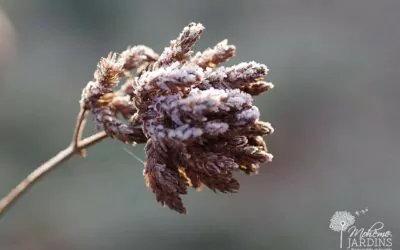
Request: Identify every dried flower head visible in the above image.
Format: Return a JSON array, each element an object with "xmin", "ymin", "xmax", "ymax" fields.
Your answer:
[{"xmin": 81, "ymin": 22, "xmax": 274, "ymax": 214}]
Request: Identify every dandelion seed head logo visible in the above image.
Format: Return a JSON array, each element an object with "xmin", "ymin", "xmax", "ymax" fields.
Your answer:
[
  {"xmin": 329, "ymin": 211, "xmax": 356, "ymax": 248},
  {"xmin": 329, "ymin": 211, "xmax": 355, "ymax": 232}
]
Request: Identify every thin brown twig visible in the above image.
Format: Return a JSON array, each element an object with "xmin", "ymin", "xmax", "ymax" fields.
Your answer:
[
  {"xmin": 78, "ymin": 118, "xmax": 87, "ymax": 144},
  {"xmin": 0, "ymin": 131, "xmax": 108, "ymax": 218},
  {"xmin": 71, "ymin": 107, "xmax": 88, "ymax": 156}
]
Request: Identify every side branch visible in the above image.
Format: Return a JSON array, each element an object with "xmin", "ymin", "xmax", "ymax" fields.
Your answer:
[{"xmin": 71, "ymin": 107, "xmax": 88, "ymax": 156}]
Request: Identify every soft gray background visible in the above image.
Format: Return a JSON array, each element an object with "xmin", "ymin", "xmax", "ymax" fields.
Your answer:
[{"xmin": 0, "ymin": 0, "xmax": 399, "ymax": 249}]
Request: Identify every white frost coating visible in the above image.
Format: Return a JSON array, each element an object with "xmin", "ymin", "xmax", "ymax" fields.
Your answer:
[
  {"xmin": 111, "ymin": 94, "xmax": 131, "ymax": 105},
  {"xmin": 175, "ymin": 125, "xmax": 184, "ymax": 139},
  {"xmin": 153, "ymin": 87, "xmax": 254, "ymax": 128},
  {"xmin": 215, "ymin": 39, "xmax": 231, "ymax": 52},
  {"xmin": 166, "ymin": 124, "xmax": 203, "ymax": 140},
  {"xmin": 81, "ymin": 80, "xmax": 100, "ymax": 104},
  {"xmin": 191, "ymin": 39, "xmax": 236, "ymax": 67},
  {"xmin": 158, "ymin": 47, "xmax": 172, "ymax": 64},
  {"xmin": 81, "ymin": 53, "xmax": 127, "ymax": 105},
  {"xmin": 156, "ymin": 23, "xmax": 205, "ymax": 67},
  {"xmin": 185, "ymin": 88, "xmax": 252, "ymax": 112},
  {"xmin": 170, "ymin": 109, "xmax": 184, "ymax": 125},
  {"xmin": 236, "ymin": 106, "xmax": 260, "ymax": 124},
  {"xmin": 154, "ymin": 95, "xmax": 180, "ymax": 113},
  {"xmin": 186, "ymin": 88, "xmax": 228, "ymax": 112},
  {"xmin": 94, "ymin": 53, "xmax": 123, "ymax": 84},
  {"xmin": 157, "ymin": 87, "xmax": 252, "ymax": 116},
  {"xmin": 191, "ymin": 127, "xmax": 204, "ymax": 137},
  {"xmin": 158, "ymin": 131, "xmax": 166, "ymax": 138},
  {"xmin": 262, "ymin": 122, "xmax": 275, "ymax": 134},
  {"xmin": 257, "ymin": 81, "xmax": 274, "ymax": 90},
  {"xmin": 226, "ymin": 61, "xmax": 268, "ymax": 81},
  {"xmin": 136, "ymin": 62, "xmax": 204, "ymax": 93},
  {"xmin": 205, "ymin": 122, "xmax": 229, "ymax": 135},
  {"xmin": 204, "ymin": 67, "xmax": 227, "ymax": 83},
  {"xmin": 119, "ymin": 45, "xmax": 158, "ymax": 67},
  {"xmin": 224, "ymin": 89, "xmax": 253, "ymax": 109},
  {"xmin": 266, "ymin": 153, "xmax": 274, "ymax": 162},
  {"xmin": 176, "ymin": 22, "xmax": 204, "ymax": 47},
  {"xmin": 145, "ymin": 119, "xmax": 169, "ymax": 139}
]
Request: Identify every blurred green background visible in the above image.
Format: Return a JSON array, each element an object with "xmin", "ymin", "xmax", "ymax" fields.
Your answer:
[{"xmin": 0, "ymin": 0, "xmax": 399, "ymax": 249}]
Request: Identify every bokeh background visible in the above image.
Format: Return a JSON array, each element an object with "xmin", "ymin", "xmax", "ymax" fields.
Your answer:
[{"xmin": 0, "ymin": 0, "xmax": 399, "ymax": 249}]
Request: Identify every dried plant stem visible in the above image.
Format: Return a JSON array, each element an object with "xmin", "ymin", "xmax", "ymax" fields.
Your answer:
[
  {"xmin": 71, "ymin": 107, "xmax": 88, "ymax": 156},
  {"xmin": 0, "ymin": 108, "xmax": 107, "ymax": 218}
]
